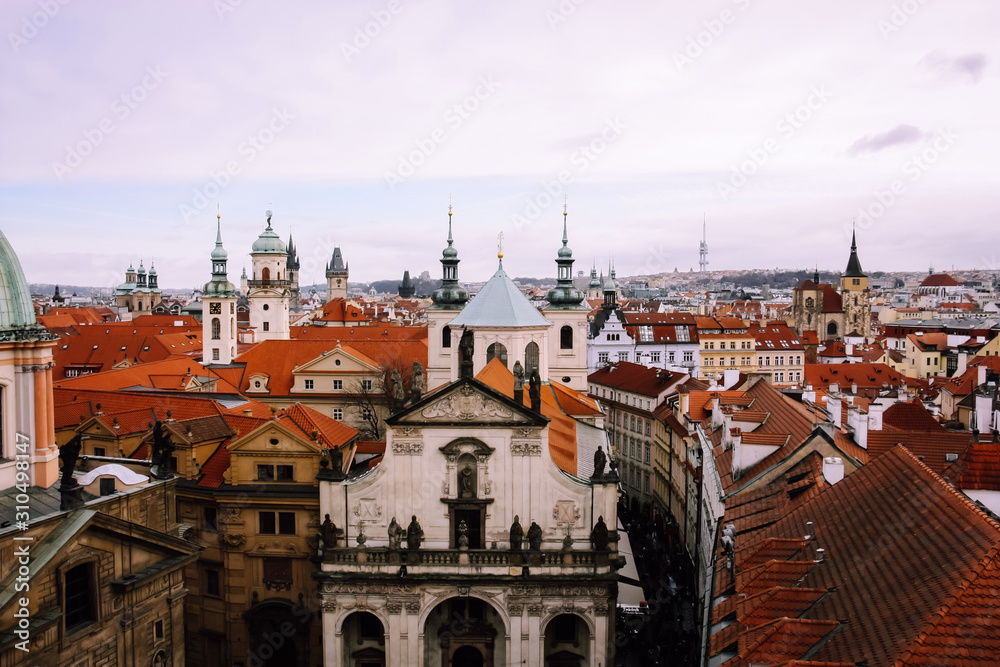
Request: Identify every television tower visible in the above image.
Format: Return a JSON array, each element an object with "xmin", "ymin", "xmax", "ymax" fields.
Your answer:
[{"xmin": 699, "ymin": 215, "xmax": 709, "ymax": 273}]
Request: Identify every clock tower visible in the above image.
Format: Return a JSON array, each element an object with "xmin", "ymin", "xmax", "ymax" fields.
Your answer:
[{"xmin": 202, "ymin": 211, "xmax": 239, "ymax": 364}]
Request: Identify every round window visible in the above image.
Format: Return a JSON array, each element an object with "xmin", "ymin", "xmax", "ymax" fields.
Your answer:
[
  {"xmin": 269, "ymin": 438, "xmax": 279, "ymax": 445},
  {"xmin": 263, "ymin": 304, "xmax": 269, "ymax": 311},
  {"xmin": 254, "ymin": 381, "xmax": 261, "ymax": 388},
  {"xmin": 335, "ymin": 359, "xmax": 341, "ymax": 366}
]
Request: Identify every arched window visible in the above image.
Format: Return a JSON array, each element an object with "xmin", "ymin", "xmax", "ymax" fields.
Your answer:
[
  {"xmin": 211, "ymin": 317, "xmax": 220, "ymax": 340},
  {"xmin": 442, "ymin": 325, "xmax": 452, "ymax": 349},
  {"xmin": 560, "ymin": 325, "xmax": 573, "ymax": 350},
  {"xmin": 827, "ymin": 321, "xmax": 838, "ymax": 337},
  {"xmin": 261, "ymin": 267, "xmax": 270, "ymax": 284},
  {"xmin": 524, "ymin": 342, "xmax": 540, "ymax": 376},
  {"xmin": 486, "ymin": 342, "xmax": 508, "ymax": 368}
]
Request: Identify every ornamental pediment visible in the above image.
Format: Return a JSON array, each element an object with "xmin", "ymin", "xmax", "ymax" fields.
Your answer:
[{"xmin": 393, "ymin": 382, "xmax": 539, "ymax": 426}]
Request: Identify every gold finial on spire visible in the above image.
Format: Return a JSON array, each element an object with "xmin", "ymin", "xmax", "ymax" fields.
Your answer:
[
  {"xmin": 564, "ymin": 194, "xmax": 568, "ymax": 217},
  {"xmin": 217, "ymin": 201, "xmax": 221, "ymax": 220},
  {"xmin": 448, "ymin": 193, "xmax": 453, "ymax": 216},
  {"xmin": 497, "ymin": 231, "xmax": 504, "ymax": 260}
]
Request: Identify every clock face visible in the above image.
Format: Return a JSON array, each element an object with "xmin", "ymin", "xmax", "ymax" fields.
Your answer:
[{"xmin": 209, "ymin": 302, "xmax": 222, "ymax": 314}]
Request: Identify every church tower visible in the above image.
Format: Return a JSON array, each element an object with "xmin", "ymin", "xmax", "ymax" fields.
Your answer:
[
  {"xmin": 543, "ymin": 207, "xmax": 590, "ymax": 391},
  {"xmin": 286, "ymin": 233, "xmax": 301, "ymax": 310},
  {"xmin": 247, "ymin": 209, "xmax": 290, "ymax": 341},
  {"xmin": 586, "ymin": 262, "xmax": 602, "ymax": 300},
  {"xmin": 840, "ymin": 229, "xmax": 872, "ymax": 338},
  {"xmin": 425, "ymin": 205, "xmax": 470, "ymax": 388},
  {"xmin": 325, "ymin": 247, "xmax": 349, "ymax": 302},
  {"xmin": 202, "ymin": 211, "xmax": 239, "ymax": 364}
]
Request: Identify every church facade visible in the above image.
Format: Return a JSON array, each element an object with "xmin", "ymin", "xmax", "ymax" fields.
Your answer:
[{"xmin": 314, "ymin": 211, "xmax": 621, "ymax": 667}]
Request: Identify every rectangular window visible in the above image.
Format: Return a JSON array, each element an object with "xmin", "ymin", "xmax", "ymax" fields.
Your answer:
[
  {"xmin": 644, "ymin": 472, "xmax": 651, "ymax": 493},
  {"xmin": 304, "ymin": 379, "xmax": 314, "ymax": 389},
  {"xmin": 153, "ymin": 619, "xmax": 164, "ymax": 643},
  {"xmin": 363, "ymin": 379, "xmax": 373, "ymax": 391},
  {"xmin": 651, "ymin": 352, "xmax": 661, "ymax": 363},
  {"xmin": 64, "ymin": 563, "xmax": 96, "ymax": 632},
  {"xmin": 212, "ymin": 348, "xmax": 220, "ymax": 361},
  {"xmin": 262, "ymin": 321, "xmax": 270, "ymax": 332},
  {"xmin": 645, "ymin": 422, "xmax": 651, "ymax": 436},
  {"xmin": 730, "ymin": 357, "xmax": 736, "ymax": 366},
  {"xmin": 333, "ymin": 379, "xmax": 343, "ymax": 389},
  {"xmin": 645, "ymin": 445, "xmax": 651, "ymax": 464},
  {"xmin": 332, "ymin": 408, "xmax": 343, "ymax": 420},
  {"xmin": 598, "ymin": 352, "xmax": 609, "ymax": 364},
  {"xmin": 276, "ymin": 465, "xmax": 294, "ymax": 481},
  {"xmin": 258, "ymin": 513, "xmax": 296, "ymax": 538},
  {"xmin": 204, "ymin": 507, "xmax": 218, "ymax": 531},
  {"xmin": 707, "ymin": 358, "xmax": 714, "ymax": 366},
  {"xmin": 730, "ymin": 342, "xmax": 736, "ymax": 350},
  {"xmin": 257, "ymin": 465, "xmax": 275, "ymax": 481},
  {"xmin": 93, "ymin": 447, "xmax": 106, "ymax": 457},
  {"xmin": 99, "ymin": 478, "xmax": 116, "ymax": 496},
  {"xmin": 630, "ymin": 416, "xmax": 636, "ymax": 431},
  {"xmin": 361, "ymin": 407, "xmax": 373, "ymax": 420},
  {"xmin": 206, "ymin": 569, "xmax": 221, "ymax": 597},
  {"xmin": 618, "ymin": 352, "xmax": 628, "ymax": 361},
  {"xmin": 683, "ymin": 351, "xmax": 693, "ymax": 362}
]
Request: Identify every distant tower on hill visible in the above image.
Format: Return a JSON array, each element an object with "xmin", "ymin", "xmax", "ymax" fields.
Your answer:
[{"xmin": 699, "ymin": 215, "xmax": 709, "ymax": 273}]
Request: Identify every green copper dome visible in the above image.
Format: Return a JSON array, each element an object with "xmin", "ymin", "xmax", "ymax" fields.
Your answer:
[
  {"xmin": 0, "ymin": 228, "xmax": 41, "ymax": 332},
  {"xmin": 251, "ymin": 210, "xmax": 287, "ymax": 254}
]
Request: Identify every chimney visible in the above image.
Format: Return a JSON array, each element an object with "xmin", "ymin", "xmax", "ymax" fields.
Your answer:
[
  {"xmin": 956, "ymin": 352, "xmax": 969, "ymax": 379},
  {"xmin": 243, "ymin": 409, "xmax": 253, "ymax": 416},
  {"xmin": 851, "ymin": 382, "xmax": 858, "ymax": 395},
  {"xmin": 710, "ymin": 394, "xmax": 724, "ymax": 430},
  {"xmin": 868, "ymin": 401, "xmax": 884, "ymax": 432},
  {"xmin": 805, "ymin": 521, "xmax": 814, "ymax": 540},
  {"xmin": 978, "ymin": 364, "xmax": 988, "ymax": 387},
  {"xmin": 827, "ymin": 392, "xmax": 842, "ymax": 427},
  {"xmin": 846, "ymin": 343, "xmax": 854, "ymax": 356},
  {"xmin": 974, "ymin": 387, "xmax": 994, "ymax": 438},
  {"xmin": 846, "ymin": 405, "xmax": 867, "ymax": 449},
  {"xmin": 823, "ymin": 457, "xmax": 845, "ymax": 484},
  {"xmin": 829, "ymin": 383, "xmax": 839, "ymax": 394}
]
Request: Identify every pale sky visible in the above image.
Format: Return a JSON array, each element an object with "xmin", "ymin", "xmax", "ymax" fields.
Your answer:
[{"xmin": 1, "ymin": 0, "xmax": 998, "ymax": 291}]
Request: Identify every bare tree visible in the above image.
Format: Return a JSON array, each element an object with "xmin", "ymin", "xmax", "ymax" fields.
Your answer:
[{"xmin": 345, "ymin": 354, "xmax": 414, "ymax": 440}]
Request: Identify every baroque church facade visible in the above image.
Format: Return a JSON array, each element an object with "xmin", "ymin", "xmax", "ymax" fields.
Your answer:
[{"xmin": 314, "ymin": 210, "xmax": 621, "ymax": 667}]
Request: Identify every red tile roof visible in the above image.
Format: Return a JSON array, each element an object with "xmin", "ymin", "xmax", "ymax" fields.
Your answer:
[
  {"xmin": 54, "ymin": 357, "xmax": 240, "ymax": 393},
  {"xmin": 588, "ymin": 361, "xmax": 684, "ymax": 398},
  {"xmin": 804, "ymin": 363, "xmax": 905, "ymax": 390},
  {"xmin": 881, "ymin": 400, "xmax": 944, "ymax": 431},
  {"xmin": 234, "ymin": 338, "xmax": 428, "ymax": 395},
  {"xmin": 725, "ymin": 445, "xmax": 1000, "ymax": 666},
  {"xmin": 944, "ymin": 438, "xmax": 1000, "ymax": 490},
  {"xmin": 476, "ymin": 358, "xmax": 583, "ymax": 475},
  {"xmin": 867, "ymin": 430, "xmax": 973, "ymax": 474},
  {"xmin": 920, "ymin": 273, "xmax": 961, "ymax": 287}
]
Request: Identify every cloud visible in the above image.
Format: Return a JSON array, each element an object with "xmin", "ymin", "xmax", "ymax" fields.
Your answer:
[
  {"xmin": 847, "ymin": 124, "xmax": 929, "ymax": 157},
  {"xmin": 921, "ymin": 50, "xmax": 989, "ymax": 83}
]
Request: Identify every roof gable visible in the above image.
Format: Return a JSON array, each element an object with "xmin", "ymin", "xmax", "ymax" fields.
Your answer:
[{"xmin": 388, "ymin": 377, "xmax": 548, "ymax": 427}]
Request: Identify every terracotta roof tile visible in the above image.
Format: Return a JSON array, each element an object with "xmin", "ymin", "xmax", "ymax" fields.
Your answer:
[{"xmin": 588, "ymin": 361, "xmax": 684, "ymax": 398}]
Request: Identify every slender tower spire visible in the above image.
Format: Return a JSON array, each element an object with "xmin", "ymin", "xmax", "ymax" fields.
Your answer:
[{"xmin": 699, "ymin": 214, "xmax": 709, "ymax": 273}]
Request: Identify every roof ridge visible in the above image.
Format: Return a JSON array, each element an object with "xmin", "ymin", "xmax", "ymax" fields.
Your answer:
[{"xmin": 893, "ymin": 443, "xmax": 1000, "ymax": 532}]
